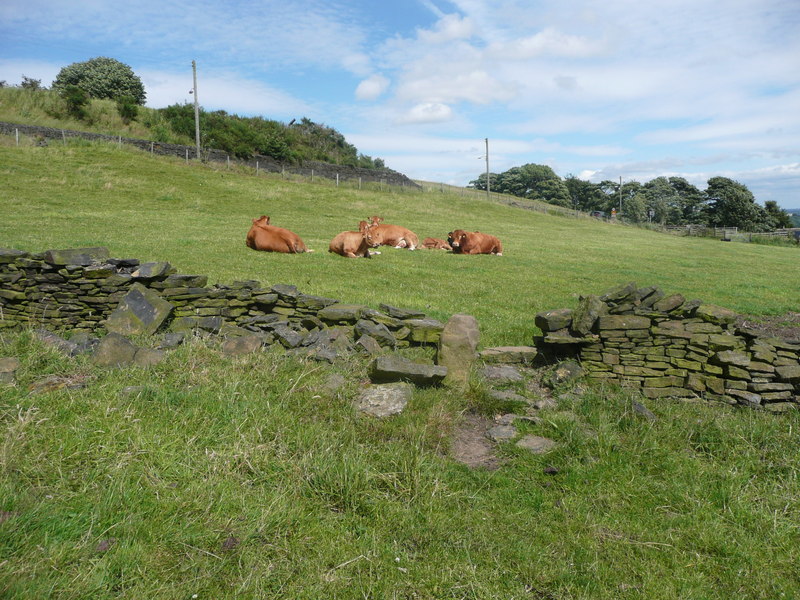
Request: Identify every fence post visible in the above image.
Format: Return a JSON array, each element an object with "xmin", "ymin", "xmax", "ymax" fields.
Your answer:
[
  {"xmin": 336, "ymin": 173, "xmax": 339, "ymax": 187},
  {"xmin": 311, "ymin": 169, "xmax": 314, "ymax": 182},
  {"xmin": 282, "ymin": 166, "xmax": 285, "ymax": 178},
  {"xmin": 150, "ymin": 141, "xmax": 154, "ymax": 154},
  {"xmin": 358, "ymin": 177, "xmax": 361, "ymax": 189},
  {"xmin": 227, "ymin": 155, "xmax": 230, "ymax": 168},
  {"xmin": 256, "ymin": 161, "xmax": 259, "ymax": 176},
  {"xmin": 185, "ymin": 149, "xmax": 188, "ymax": 163},
  {"xmin": 118, "ymin": 135, "xmax": 122, "ymax": 148},
  {"xmin": 62, "ymin": 130, "xmax": 66, "ymax": 145},
  {"xmin": 15, "ymin": 128, "xmax": 19, "ymax": 146}
]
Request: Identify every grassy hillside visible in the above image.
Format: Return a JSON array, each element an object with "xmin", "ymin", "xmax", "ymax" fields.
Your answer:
[
  {"xmin": 2, "ymin": 135, "xmax": 799, "ymax": 599},
  {"xmin": 0, "ymin": 87, "xmax": 384, "ymax": 167},
  {"xmin": 1, "ymin": 136, "xmax": 798, "ymax": 347}
]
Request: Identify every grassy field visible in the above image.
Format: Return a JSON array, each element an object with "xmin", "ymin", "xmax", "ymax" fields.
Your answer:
[
  {"xmin": 1, "ymin": 138, "xmax": 798, "ymax": 347},
  {"xmin": 1, "ymin": 136, "xmax": 799, "ymax": 599}
]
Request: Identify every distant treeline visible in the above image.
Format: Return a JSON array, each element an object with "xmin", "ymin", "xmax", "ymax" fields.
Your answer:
[{"xmin": 470, "ymin": 164, "xmax": 794, "ymax": 232}]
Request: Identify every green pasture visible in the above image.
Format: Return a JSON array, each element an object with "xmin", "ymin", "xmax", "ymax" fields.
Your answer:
[
  {"xmin": 1, "ymin": 139, "xmax": 798, "ymax": 347},
  {"xmin": 2, "ymin": 137, "xmax": 799, "ymax": 599},
  {"xmin": 1, "ymin": 332, "xmax": 799, "ymax": 599}
]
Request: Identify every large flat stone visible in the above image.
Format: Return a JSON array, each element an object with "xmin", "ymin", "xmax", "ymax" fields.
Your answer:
[
  {"xmin": 535, "ymin": 308, "xmax": 573, "ymax": 333},
  {"xmin": 597, "ymin": 315, "xmax": 651, "ymax": 330},
  {"xmin": 479, "ymin": 346, "xmax": 539, "ymax": 364},
  {"xmin": 356, "ymin": 383, "xmax": 413, "ymax": 417},
  {"xmin": 369, "ymin": 355, "xmax": 447, "ymax": 386},
  {"xmin": 43, "ymin": 247, "xmax": 109, "ymax": 266},
  {"xmin": 105, "ymin": 283, "xmax": 174, "ymax": 335},
  {"xmin": 92, "ymin": 333, "xmax": 138, "ymax": 367}
]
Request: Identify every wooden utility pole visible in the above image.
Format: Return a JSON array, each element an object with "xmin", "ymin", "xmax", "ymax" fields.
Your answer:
[
  {"xmin": 619, "ymin": 175, "xmax": 623, "ymax": 212},
  {"xmin": 485, "ymin": 138, "xmax": 490, "ymax": 199},
  {"xmin": 192, "ymin": 60, "xmax": 201, "ymax": 160}
]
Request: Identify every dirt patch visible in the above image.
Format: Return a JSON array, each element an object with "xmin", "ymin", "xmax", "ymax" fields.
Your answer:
[
  {"xmin": 451, "ymin": 413, "xmax": 503, "ymax": 470},
  {"xmin": 737, "ymin": 313, "xmax": 800, "ymax": 342}
]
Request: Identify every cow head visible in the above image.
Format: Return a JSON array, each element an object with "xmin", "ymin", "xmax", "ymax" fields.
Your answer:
[
  {"xmin": 448, "ymin": 229, "xmax": 468, "ymax": 249},
  {"xmin": 358, "ymin": 220, "xmax": 372, "ymax": 233},
  {"xmin": 363, "ymin": 227, "xmax": 382, "ymax": 247},
  {"xmin": 253, "ymin": 215, "xmax": 271, "ymax": 228},
  {"xmin": 369, "ymin": 215, "xmax": 383, "ymax": 225}
]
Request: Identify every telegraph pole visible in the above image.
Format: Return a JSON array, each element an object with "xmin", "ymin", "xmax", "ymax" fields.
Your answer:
[
  {"xmin": 192, "ymin": 60, "xmax": 201, "ymax": 160},
  {"xmin": 485, "ymin": 138, "xmax": 490, "ymax": 199},
  {"xmin": 619, "ymin": 175, "xmax": 623, "ymax": 213}
]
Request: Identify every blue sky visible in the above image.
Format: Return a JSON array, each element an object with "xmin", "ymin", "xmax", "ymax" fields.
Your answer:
[{"xmin": 2, "ymin": 0, "xmax": 799, "ymax": 206}]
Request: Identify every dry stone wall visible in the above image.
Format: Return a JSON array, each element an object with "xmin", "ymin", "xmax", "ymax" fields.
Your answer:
[
  {"xmin": 0, "ymin": 247, "xmax": 444, "ymax": 354},
  {"xmin": 535, "ymin": 282, "xmax": 800, "ymax": 410}
]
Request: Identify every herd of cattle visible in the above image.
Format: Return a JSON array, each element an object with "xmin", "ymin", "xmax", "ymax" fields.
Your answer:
[{"xmin": 245, "ymin": 215, "xmax": 504, "ymax": 258}]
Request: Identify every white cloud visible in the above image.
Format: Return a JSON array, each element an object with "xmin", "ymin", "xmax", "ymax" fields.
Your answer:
[
  {"xmin": 140, "ymin": 69, "xmax": 312, "ymax": 118},
  {"xmin": 417, "ymin": 13, "xmax": 475, "ymax": 43},
  {"xmin": 355, "ymin": 74, "xmax": 390, "ymax": 101},
  {"xmin": 397, "ymin": 103, "xmax": 454, "ymax": 124},
  {"xmin": 486, "ymin": 27, "xmax": 605, "ymax": 59}
]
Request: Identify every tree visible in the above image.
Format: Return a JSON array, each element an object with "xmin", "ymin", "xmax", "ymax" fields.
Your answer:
[
  {"xmin": 20, "ymin": 75, "xmax": 43, "ymax": 90},
  {"xmin": 763, "ymin": 200, "xmax": 793, "ymax": 229},
  {"xmin": 471, "ymin": 163, "xmax": 570, "ymax": 207},
  {"xmin": 564, "ymin": 175, "xmax": 604, "ymax": 212},
  {"xmin": 52, "ymin": 57, "xmax": 146, "ymax": 105},
  {"xmin": 667, "ymin": 177, "xmax": 706, "ymax": 224},
  {"xmin": 644, "ymin": 177, "xmax": 682, "ymax": 224},
  {"xmin": 60, "ymin": 85, "xmax": 89, "ymax": 120},
  {"xmin": 704, "ymin": 177, "xmax": 771, "ymax": 231}
]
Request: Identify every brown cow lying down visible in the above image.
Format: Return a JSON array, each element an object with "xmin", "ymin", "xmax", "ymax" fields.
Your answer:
[
  {"xmin": 359, "ymin": 221, "xmax": 419, "ymax": 250},
  {"xmin": 329, "ymin": 229, "xmax": 380, "ymax": 258},
  {"xmin": 447, "ymin": 229, "xmax": 503, "ymax": 255},
  {"xmin": 246, "ymin": 215, "xmax": 311, "ymax": 253},
  {"xmin": 422, "ymin": 237, "xmax": 452, "ymax": 250}
]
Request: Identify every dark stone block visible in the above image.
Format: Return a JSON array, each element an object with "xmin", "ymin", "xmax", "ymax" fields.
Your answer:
[
  {"xmin": 369, "ymin": 355, "xmax": 447, "ymax": 386},
  {"xmin": 43, "ymin": 247, "xmax": 110, "ymax": 266},
  {"xmin": 378, "ymin": 303, "xmax": 426, "ymax": 319},
  {"xmin": 105, "ymin": 283, "xmax": 174, "ymax": 335}
]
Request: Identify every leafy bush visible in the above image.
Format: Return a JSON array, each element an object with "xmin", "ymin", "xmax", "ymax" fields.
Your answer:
[
  {"xmin": 115, "ymin": 95, "xmax": 138, "ymax": 123},
  {"xmin": 52, "ymin": 57, "xmax": 146, "ymax": 105},
  {"xmin": 60, "ymin": 85, "xmax": 89, "ymax": 120}
]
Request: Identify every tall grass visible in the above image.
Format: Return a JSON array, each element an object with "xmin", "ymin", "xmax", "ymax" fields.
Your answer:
[
  {"xmin": 1, "ymin": 332, "xmax": 798, "ymax": 598},
  {"xmin": 0, "ymin": 87, "xmax": 191, "ymax": 143}
]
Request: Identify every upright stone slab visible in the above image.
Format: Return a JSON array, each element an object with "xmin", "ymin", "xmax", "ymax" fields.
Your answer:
[
  {"xmin": 437, "ymin": 314, "xmax": 480, "ymax": 389},
  {"xmin": 571, "ymin": 295, "xmax": 606, "ymax": 335},
  {"xmin": 105, "ymin": 283, "xmax": 174, "ymax": 335}
]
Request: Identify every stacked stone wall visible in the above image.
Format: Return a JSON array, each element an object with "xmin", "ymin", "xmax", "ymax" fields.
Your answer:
[
  {"xmin": 0, "ymin": 247, "xmax": 444, "ymax": 353},
  {"xmin": 535, "ymin": 282, "xmax": 800, "ymax": 410}
]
